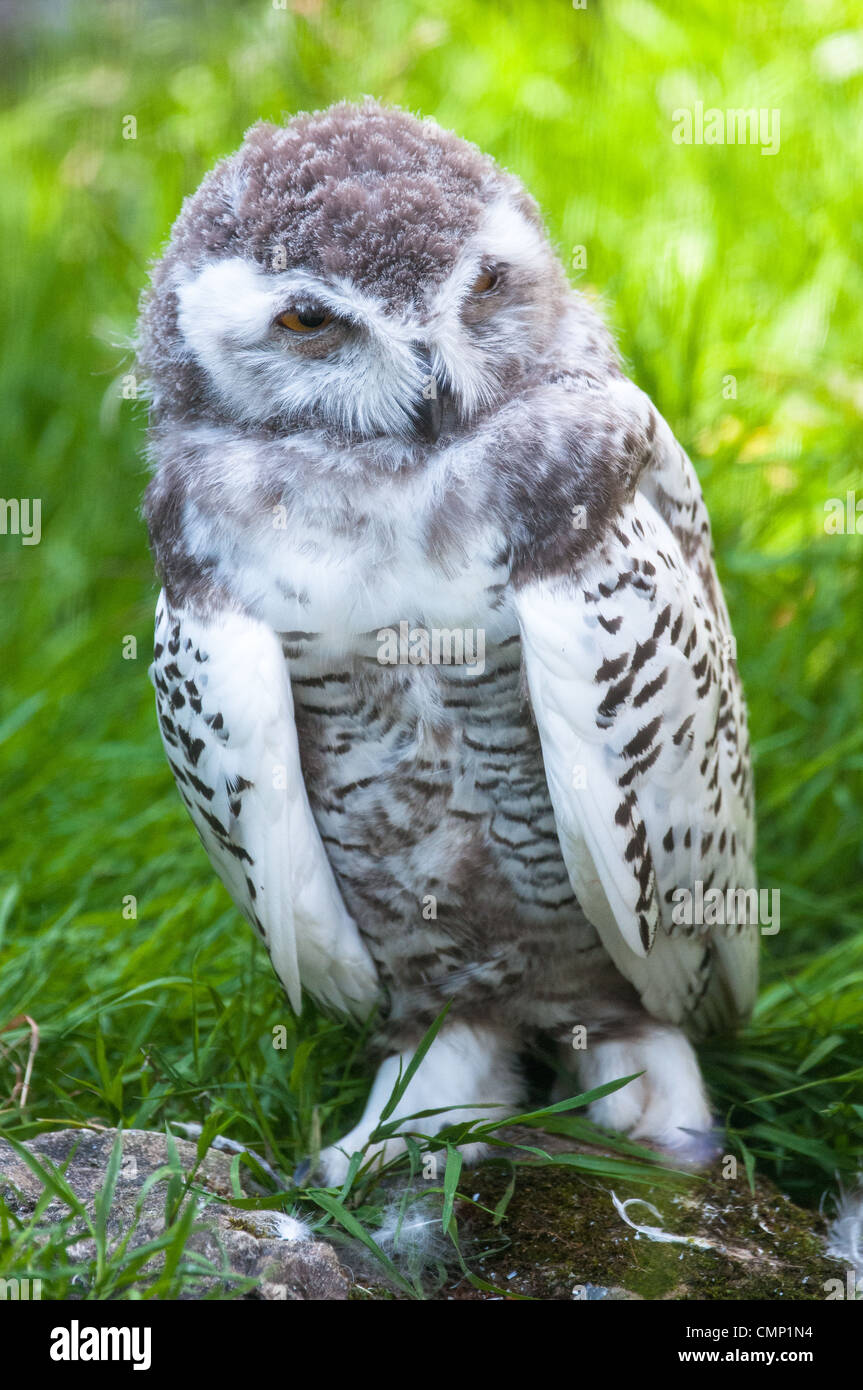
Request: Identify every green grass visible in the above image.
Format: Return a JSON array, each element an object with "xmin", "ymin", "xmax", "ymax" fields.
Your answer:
[{"xmin": 1, "ymin": 0, "xmax": 862, "ymax": 1296}]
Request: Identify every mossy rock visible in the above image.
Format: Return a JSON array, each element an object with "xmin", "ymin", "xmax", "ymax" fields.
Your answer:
[{"xmin": 439, "ymin": 1129, "xmax": 845, "ymax": 1301}]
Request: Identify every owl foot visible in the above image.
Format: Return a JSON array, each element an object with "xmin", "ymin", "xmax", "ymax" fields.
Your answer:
[
  {"xmin": 316, "ymin": 1022, "xmax": 523, "ymax": 1188},
  {"xmin": 575, "ymin": 1024, "xmax": 717, "ymax": 1167}
]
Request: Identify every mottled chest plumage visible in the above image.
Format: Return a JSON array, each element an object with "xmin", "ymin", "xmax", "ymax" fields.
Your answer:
[{"xmin": 286, "ymin": 629, "xmax": 605, "ymax": 1033}]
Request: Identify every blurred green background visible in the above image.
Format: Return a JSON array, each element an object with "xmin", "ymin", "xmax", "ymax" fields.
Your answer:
[{"xmin": 1, "ymin": 0, "xmax": 861, "ymax": 1215}]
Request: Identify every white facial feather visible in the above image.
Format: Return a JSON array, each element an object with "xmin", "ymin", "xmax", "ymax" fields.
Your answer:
[
  {"xmin": 174, "ymin": 198, "xmax": 557, "ymax": 436},
  {"xmin": 176, "ymin": 258, "xmax": 424, "ymax": 435},
  {"xmin": 423, "ymin": 197, "xmax": 554, "ymax": 412}
]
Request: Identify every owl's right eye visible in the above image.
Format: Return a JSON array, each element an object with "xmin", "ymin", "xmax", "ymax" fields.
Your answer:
[{"xmin": 277, "ymin": 307, "xmax": 334, "ymax": 333}]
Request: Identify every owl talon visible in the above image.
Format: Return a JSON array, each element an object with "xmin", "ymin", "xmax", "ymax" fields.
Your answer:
[
  {"xmin": 575, "ymin": 1023, "xmax": 717, "ymax": 1168},
  {"xmin": 292, "ymin": 1156, "xmax": 312, "ymax": 1186},
  {"xmin": 671, "ymin": 1123, "xmax": 725, "ymax": 1168}
]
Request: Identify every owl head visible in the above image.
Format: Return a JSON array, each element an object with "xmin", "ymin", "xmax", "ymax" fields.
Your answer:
[{"xmin": 139, "ymin": 100, "xmax": 574, "ymax": 444}]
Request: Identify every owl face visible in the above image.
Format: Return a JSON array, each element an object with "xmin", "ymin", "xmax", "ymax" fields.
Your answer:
[{"xmin": 141, "ymin": 102, "xmax": 568, "ymax": 444}]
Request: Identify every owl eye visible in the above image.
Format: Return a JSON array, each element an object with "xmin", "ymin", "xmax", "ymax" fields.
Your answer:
[
  {"xmin": 470, "ymin": 267, "xmax": 499, "ymax": 295},
  {"xmin": 277, "ymin": 306, "xmax": 334, "ymax": 333}
]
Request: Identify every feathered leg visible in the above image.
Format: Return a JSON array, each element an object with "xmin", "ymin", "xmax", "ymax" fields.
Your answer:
[
  {"xmin": 318, "ymin": 1021, "xmax": 524, "ymax": 1186},
  {"xmin": 563, "ymin": 1022, "xmax": 718, "ymax": 1165}
]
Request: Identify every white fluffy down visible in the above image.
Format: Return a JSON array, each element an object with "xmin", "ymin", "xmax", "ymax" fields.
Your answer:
[{"xmin": 824, "ymin": 1180, "xmax": 863, "ymax": 1285}]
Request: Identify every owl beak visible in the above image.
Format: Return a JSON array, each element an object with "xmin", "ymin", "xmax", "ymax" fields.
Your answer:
[{"xmin": 410, "ymin": 345, "xmax": 444, "ymax": 444}]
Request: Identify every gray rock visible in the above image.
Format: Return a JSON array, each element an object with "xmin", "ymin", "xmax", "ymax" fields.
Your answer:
[{"xmin": 0, "ymin": 1128, "xmax": 349, "ymax": 1300}]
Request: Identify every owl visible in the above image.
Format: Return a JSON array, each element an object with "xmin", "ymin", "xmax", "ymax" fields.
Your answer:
[{"xmin": 140, "ymin": 101, "xmax": 757, "ymax": 1184}]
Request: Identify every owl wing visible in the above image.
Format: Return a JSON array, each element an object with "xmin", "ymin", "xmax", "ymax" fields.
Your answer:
[
  {"xmin": 514, "ymin": 426, "xmax": 757, "ymax": 1036},
  {"xmin": 150, "ymin": 593, "xmax": 380, "ymax": 1019}
]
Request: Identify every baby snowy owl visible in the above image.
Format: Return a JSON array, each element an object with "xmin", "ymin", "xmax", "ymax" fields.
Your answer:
[{"xmin": 140, "ymin": 101, "xmax": 757, "ymax": 1183}]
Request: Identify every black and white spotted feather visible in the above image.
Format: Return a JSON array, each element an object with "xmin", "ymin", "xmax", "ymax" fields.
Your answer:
[
  {"xmin": 151, "ymin": 598, "xmax": 379, "ymax": 1018},
  {"xmin": 516, "ymin": 441, "xmax": 756, "ymax": 1038}
]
